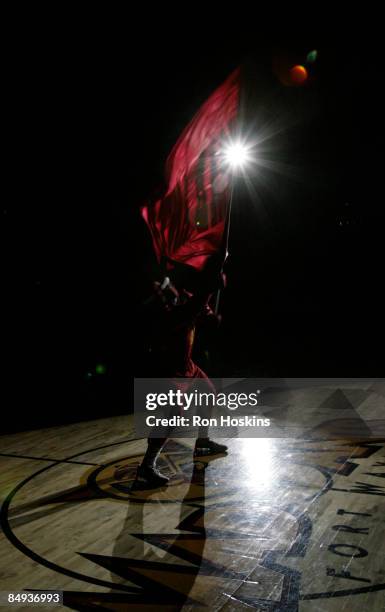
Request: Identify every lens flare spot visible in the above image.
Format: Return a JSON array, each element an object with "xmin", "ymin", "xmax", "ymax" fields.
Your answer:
[
  {"xmin": 290, "ymin": 65, "xmax": 308, "ymax": 85},
  {"xmin": 307, "ymin": 49, "xmax": 318, "ymax": 63}
]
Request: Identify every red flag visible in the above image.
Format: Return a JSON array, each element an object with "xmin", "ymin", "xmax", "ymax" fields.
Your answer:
[{"xmin": 141, "ymin": 69, "xmax": 240, "ymax": 272}]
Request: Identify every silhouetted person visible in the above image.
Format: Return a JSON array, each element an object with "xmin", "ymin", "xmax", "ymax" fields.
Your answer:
[{"xmin": 134, "ymin": 214, "xmax": 227, "ymax": 487}]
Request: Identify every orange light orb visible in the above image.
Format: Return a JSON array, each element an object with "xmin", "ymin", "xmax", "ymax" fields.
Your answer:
[{"xmin": 290, "ymin": 65, "xmax": 308, "ymax": 85}]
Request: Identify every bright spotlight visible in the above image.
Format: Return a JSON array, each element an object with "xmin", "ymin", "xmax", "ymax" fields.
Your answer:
[{"xmin": 222, "ymin": 141, "xmax": 252, "ymax": 169}]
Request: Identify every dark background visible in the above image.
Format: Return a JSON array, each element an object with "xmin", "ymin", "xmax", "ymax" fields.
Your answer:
[{"xmin": 4, "ymin": 27, "xmax": 384, "ymax": 432}]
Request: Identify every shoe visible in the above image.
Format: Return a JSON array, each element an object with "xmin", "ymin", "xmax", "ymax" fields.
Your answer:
[
  {"xmin": 194, "ymin": 439, "xmax": 228, "ymax": 457},
  {"xmin": 132, "ymin": 464, "xmax": 170, "ymax": 489}
]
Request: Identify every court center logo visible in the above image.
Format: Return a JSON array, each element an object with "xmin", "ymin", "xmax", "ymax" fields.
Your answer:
[{"xmin": 1, "ymin": 438, "xmax": 384, "ymax": 610}]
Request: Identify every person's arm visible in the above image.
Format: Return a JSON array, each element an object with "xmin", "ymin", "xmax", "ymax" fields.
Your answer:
[
  {"xmin": 142, "ymin": 256, "xmax": 225, "ymax": 331},
  {"xmin": 163, "ymin": 265, "xmax": 225, "ymax": 330}
]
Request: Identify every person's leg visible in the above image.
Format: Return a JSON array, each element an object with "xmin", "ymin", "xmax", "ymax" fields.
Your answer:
[
  {"xmin": 141, "ymin": 437, "xmax": 167, "ymax": 467},
  {"xmin": 192, "ymin": 365, "xmax": 228, "ymax": 456},
  {"xmin": 135, "ymin": 437, "xmax": 169, "ymax": 487}
]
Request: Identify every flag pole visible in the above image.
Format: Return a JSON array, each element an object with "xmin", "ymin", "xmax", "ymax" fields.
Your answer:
[
  {"xmin": 214, "ymin": 180, "xmax": 234, "ymax": 316},
  {"xmin": 213, "ymin": 66, "xmax": 244, "ymax": 316}
]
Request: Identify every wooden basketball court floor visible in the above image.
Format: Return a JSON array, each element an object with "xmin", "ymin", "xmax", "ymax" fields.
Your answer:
[{"xmin": 0, "ymin": 385, "xmax": 384, "ymax": 610}]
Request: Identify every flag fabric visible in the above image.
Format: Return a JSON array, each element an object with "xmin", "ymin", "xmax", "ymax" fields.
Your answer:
[{"xmin": 141, "ymin": 69, "xmax": 240, "ymax": 272}]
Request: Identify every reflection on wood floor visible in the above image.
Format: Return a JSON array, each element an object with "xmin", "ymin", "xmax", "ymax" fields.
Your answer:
[{"xmin": 0, "ymin": 408, "xmax": 384, "ymax": 610}]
